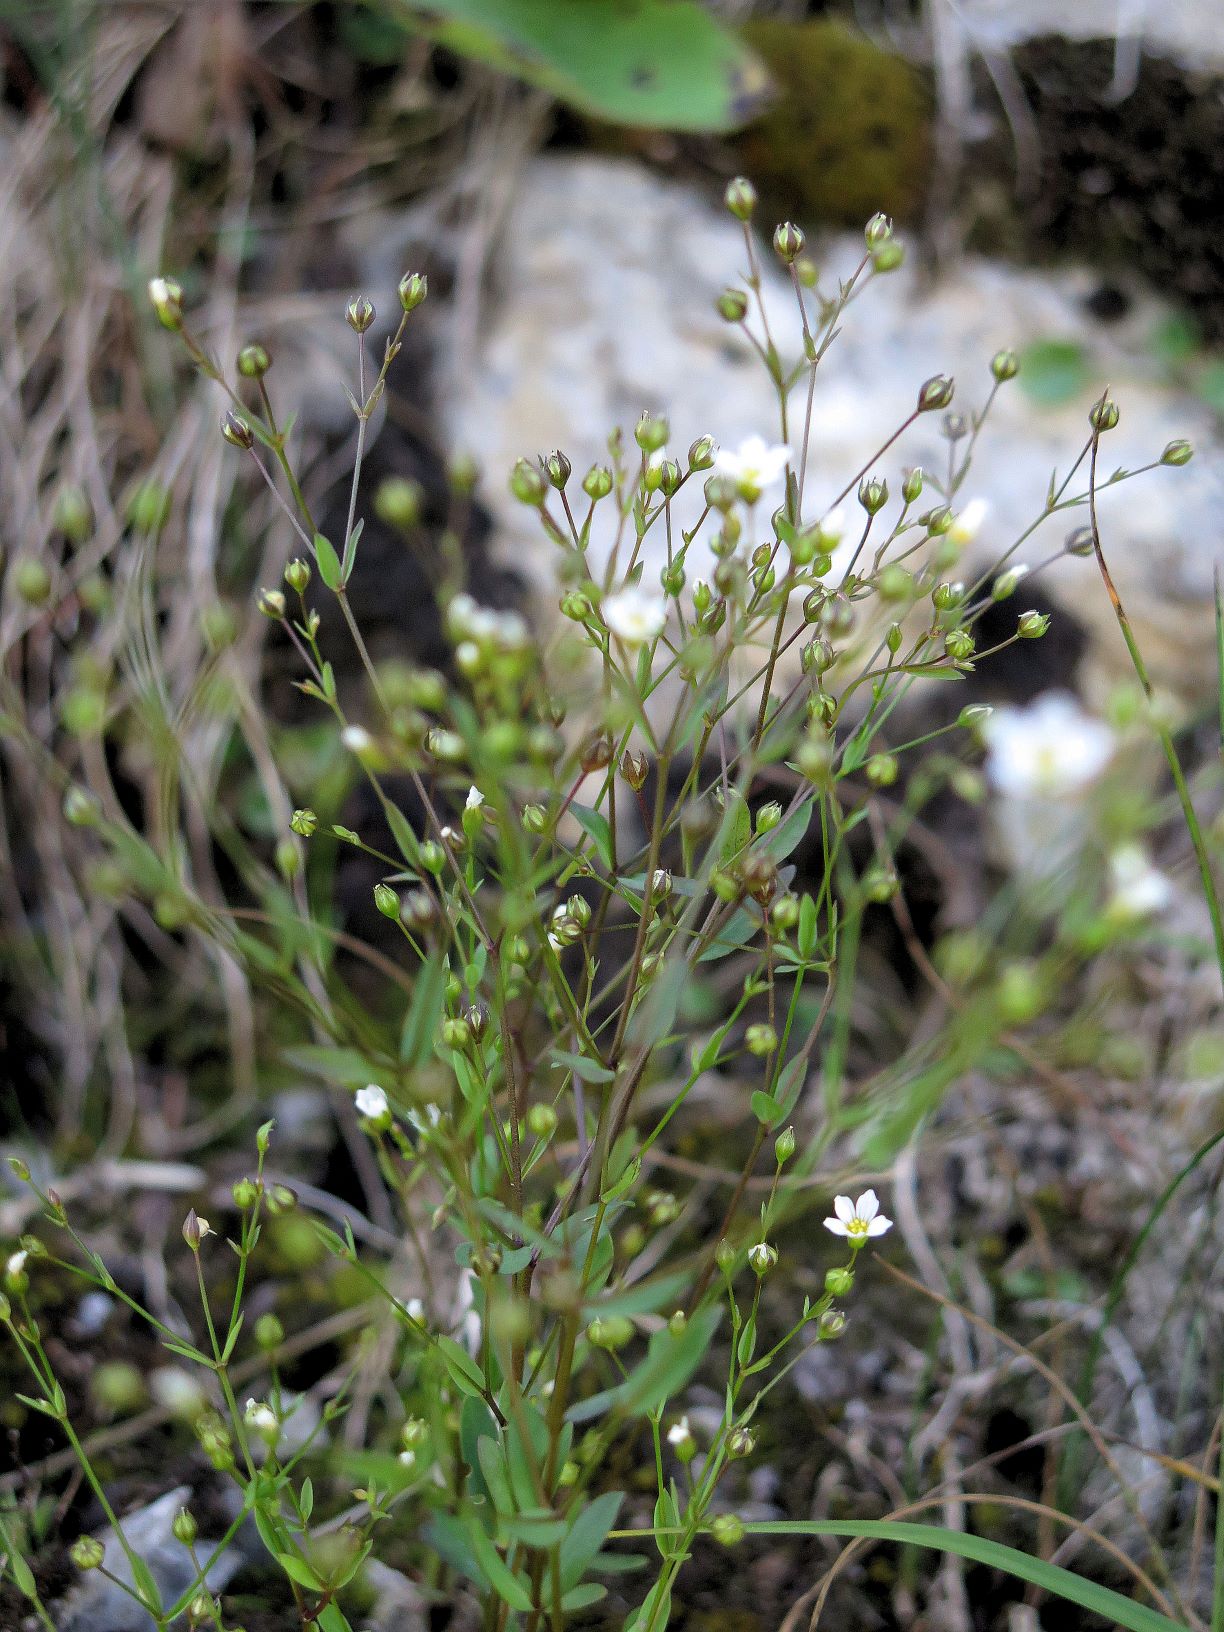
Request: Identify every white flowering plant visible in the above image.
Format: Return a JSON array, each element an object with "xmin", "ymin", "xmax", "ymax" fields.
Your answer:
[{"xmin": 1, "ymin": 179, "xmax": 1214, "ymax": 1632}]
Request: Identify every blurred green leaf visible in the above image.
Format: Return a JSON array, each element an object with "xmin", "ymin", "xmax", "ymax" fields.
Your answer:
[{"xmin": 1016, "ymin": 339, "xmax": 1091, "ymax": 407}]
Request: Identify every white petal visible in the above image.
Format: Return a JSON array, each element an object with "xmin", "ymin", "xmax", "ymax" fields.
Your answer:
[
  {"xmin": 823, "ymin": 1217, "xmax": 850, "ymax": 1236},
  {"xmin": 833, "ymin": 1195, "xmax": 855, "ymax": 1223},
  {"xmin": 856, "ymin": 1190, "xmax": 879, "ymax": 1221},
  {"xmin": 865, "ymin": 1215, "xmax": 892, "ymax": 1236}
]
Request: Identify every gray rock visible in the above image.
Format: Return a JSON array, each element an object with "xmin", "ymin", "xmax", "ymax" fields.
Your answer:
[
  {"xmin": 444, "ymin": 155, "xmax": 1222, "ymax": 704},
  {"xmin": 939, "ymin": 0, "xmax": 1224, "ymax": 73},
  {"xmin": 55, "ymin": 1487, "xmax": 241, "ymax": 1632}
]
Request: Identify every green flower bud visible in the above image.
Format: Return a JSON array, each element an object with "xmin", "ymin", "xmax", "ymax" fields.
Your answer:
[
  {"xmin": 871, "ymin": 241, "xmax": 904, "ymax": 273},
  {"xmin": 231, "ymin": 1177, "xmax": 259, "ymax": 1209},
  {"xmin": 1160, "ymin": 438, "xmax": 1193, "ymax": 466},
  {"xmin": 172, "ymin": 1507, "xmax": 199, "ymax": 1546},
  {"xmin": 992, "ymin": 564, "xmax": 1029, "ymax": 600},
  {"xmin": 864, "ymin": 212, "xmax": 893, "ymax": 247},
  {"xmin": 582, "ymin": 464, "xmax": 613, "ymax": 500},
  {"xmin": 127, "ymin": 479, "xmax": 172, "ymax": 534},
  {"xmin": 634, "ymin": 412, "xmax": 668, "ymax": 453},
  {"xmin": 817, "ymin": 1308, "xmax": 846, "ymax": 1340},
  {"xmin": 745, "ymin": 1023, "xmax": 778, "ymax": 1057},
  {"xmin": 63, "ymin": 785, "xmax": 100, "ymax": 827},
  {"xmin": 374, "ymin": 477, "xmax": 423, "ymax": 530},
  {"xmin": 440, "ymin": 1016, "xmax": 471, "ymax": 1050},
  {"xmin": 527, "ymin": 1103, "xmax": 557, "ymax": 1139},
  {"xmin": 990, "ymin": 349, "xmax": 1019, "ymax": 382},
  {"xmin": 726, "ymin": 1425, "xmax": 756, "ymax": 1459},
  {"xmin": 147, "ymin": 275, "xmax": 184, "ymax": 330},
  {"xmin": 773, "ymin": 220, "xmax": 805, "ymax": 262},
  {"xmin": 1017, "ymin": 608, "xmax": 1050, "ymax": 639},
  {"xmin": 290, "ymin": 807, "xmax": 317, "ymax": 837},
  {"xmin": 711, "ymin": 1513, "xmax": 745, "ymax": 1548},
  {"xmin": 257, "ymin": 588, "xmax": 285, "ymax": 619},
  {"xmin": 901, "ymin": 466, "xmax": 924, "ymax": 504},
  {"xmin": 587, "ymin": 1315, "xmax": 634, "ymax": 1351},
  {"xmin": 510, "ymin": 457, "xmax": 547, "ymax": 507},
  {"xmin": 13, "ymin": 556, "xmax": 52, "ymax": 605},
  {"xmin": 715, "ymin": 1238, "xmax": 737, "ymax": 1273},
  {"xmin": 924, "ymin": 504, "xmax": 952, "ymax": 536},
  {"xmin": 53, "ymin": 483, "xmax": 93, "ymax": 542},
  {"xmin": 857, "ymin": 476, "xmax": 888, "ymax": 515},
  {"xmin": 656, "ymin": 458, "xmax": 682, "ymax": 497},
  {"xmin": 748, "ymin": 1241, "xmax": 777, "ymax": 1277},
  {"xmin": 917, "ymin": 374, "xmax": 955, "ymax": 413},
  {"xmin": 398, "ymin": 271, "xmax": 428, "ymax": 312},
  {"xmin": 70, "ymin": 1536, "xmax": 106, "ymax": 1571},
  {"xmin": 775, "ymin": 1125, "xmax": 796, "ymax": 1164},
  {"xmin": 957, "ymin": 704, "xmax": 993, "ymax": 730},
  {"xmin": 932, "ymin": 580, "xmax": 964, "ymax": 611},
  {"xmin": 724, "ymin": 176, "xmax": 757, "ymax": 221},
  {"xmin": 755, "ymin": 800, "xmax": 783, "ymax": 834},
  {"xmin": 769, "ymin": 894, "xmax": 800, "ymax": 933},
  {"xmin": 1089, "ymin": 395, "xmax": 1119, "ymax": 432},
  {"xmin": 221, "ymin": 411, "xmax": 254, "ymax": 450},
  {"xmin": 825, "ymin": 1266, "xmax": 854, "ymax": 1296},
  {"xmin": 373, "ymin": 883, "xmax": 401, "ymax": 919},
  {"xmin": 346, "ymin": 296, "xmax": 375, "ymax": 333},
  {"xmin": 944, "ymin": 629, "xmax": 975, "ymax": 662},
  {"xmin": 865, "ymin": 752, "xmax": 898, "ymax": 787},
  {"xmin": 255, "ymin": 1313, "xmax": 284, "ymax": 1351},
  {"xmin": 545, "ymin": 449, "xmax": 571, "ymax": 489},
  {"xmin": 716, "ymin": 287, "xmax": 749, "ymax": 322},
  {"xmin": 275, "ymin": 836, "xmax": 300, "ymax": 881},
  {"xmin": 281, "ymin": 557, "xmax": 309, "ymax": 595},
  {"xmin": 237, "ymin": 343, "xmax": 270, "ymax": 379},
  {"xmin": 863, "ymin": 866, "xmax": 898, "ymax": 903}
]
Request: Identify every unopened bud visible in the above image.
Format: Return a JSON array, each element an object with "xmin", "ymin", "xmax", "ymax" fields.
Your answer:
[
  {"xmin": 726, "ymin": 1425, "xmax": 756, "ymax": 1459},
  {"xmin": 237, "ymin": 343, "xmax": 270, "ymax": 379},
  {"xmin": 748, "ymin": 1241, "xmax": 778, "ymax": 1277},
  {"xmin": 711, "ymin": 1513, "xmax": 745, "ymax": 1547},
  {"xmin": 70, "ymin": 1536, "xmax": 106, "ymax": 1571},
  {"xmin": 864, "ymin": 212, "xmax": 892, "ymax": 247},
  {"xmin": 716, "ymin": 287, "xmax": 749, "ymax": 322},
  {"xmin": 990, "ymin": 349, "xmax": 1019, "ymax": 382},
  {"xmin": 1017, "ymin": 608, "xmax": 1050, "ymax": 639},
  {"xmin": 775, "ymin": 1125, "xmax": 796, "ymax": 1164},
  {"xmin": 634, "ymin": 412, "xmax": 668, "ymax": 453},
  {"xmin": 53, "ymin": 483, "xmax": 92, "ymax": 542},
  {"xmin": 374, "ymin": 477, "xmax": 423, "ymax": 530},
  {"xmin": 917, "ymin": 374, "xmax": 955, "ymax": 413},
  {"xmin": 398, "ymin": 272, "xmax": 428, "ymax": 312},
  {"xmin": 587, "ymin": 1315, "xmax": 634, "ymax": 1351},
  {"xmin": 1161, "ymin": 438, "xmax": 1193, "ymax": 466},
  {"xmin": 858, "ymin": 476, "xmax": 888, "ymax": 515},
  {"xmin": 945, "ymin": 629, "xmax": 975, "ymax": 662},
  {"xmin": 901, "ymin": 466, "xmax": 924, "ymax": 504},
  {"xmin": 825, "ymin": 1266, "xmax": 855, "ymax": 1296},
  {"xmin": 992, "ymin": 564, "xmax": 1029, "ymax": 600},
  {"xmin": 582, "ymin": 464, "xmax": 613, "ymax": 500},
  {"xmin": 257, "ymin": 588, "xmax": 285, "ymax": 619},
  {"xmin": 373, "ymin": 883, "xmax": 401, "ymax": 920},
  {"xmin": 773, "ymin": 221, "xmax": 805, "ymax": 262},
  {"xmin": 724, "ymin": 176, "xmax": 757, "ymax": 221},
  {"xmin": 621, "ymin": 749, "xmax": 649, "ymax": 790},
  {"xmin": 871, "ymin": 241, "xmax": 904, "ymax": 273},
  {"xmin": 745, "ymin": 1023, "xmax": 778, "ymax": 1057},
  {"xmin": 545, "ymin": 450, "xmax": 571, "ymax": 489},
  {"xmin": 1089, "ymin": 395, "xmax": 1119, "ymax": 432},
  {"xmin": 818, "ymin": 1308, "xmax": 846, "ymax": 1340},
  {"xmin": 510, "ymin": 457, "xmax": 547, "ymax": 507},
  {"xmin": 221, "ymin": 412, "xmax": 254, "ymax": 450},
  {"xmin": 148, "ymin": 276, "xmax": 184, "ymax": 331},
  {"xmin": 527, "ymin": 1103, "xmax": 557, "ymax": 1139},
  {"xmin": 346, "ymin": 296, "xmax": 375, "ymax": 333}
]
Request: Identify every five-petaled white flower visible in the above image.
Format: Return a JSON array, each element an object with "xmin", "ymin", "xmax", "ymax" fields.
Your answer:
[
  {"xmin": 823, "ymin": 1190, "xmax": 892, "ymax": 1244},
  {"xmin": 355, "ymin": 1084, "xmax": 390, "ymax": 1124},
  {"xmin": 713, "ymin": 435, "xmax": 792, "ymax": 501},
  {"xmin": 602, "ymin": 585, "xmax": 667, "ymax": 647},
  {"xmin": 981, "ymin": 692, "xmax": 1114, "ymax": 799},
  {"xmin": 948, "ymin": 497, "xmax": 989, "ymax": 548}
]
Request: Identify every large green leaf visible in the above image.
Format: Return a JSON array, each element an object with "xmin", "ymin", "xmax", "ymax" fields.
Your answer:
[{"xmin": 392, "ymin": 0, "xmax": 770, "ymax": 131}]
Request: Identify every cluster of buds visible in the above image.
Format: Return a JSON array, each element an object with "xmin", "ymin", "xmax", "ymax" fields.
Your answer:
[
  {"xmin": 548, "ymin": 894, "xmax": 590, "ymax": 952},
  {"xmin": 446, "ymin": 592, "xmax": 531, "ymax": 681}
]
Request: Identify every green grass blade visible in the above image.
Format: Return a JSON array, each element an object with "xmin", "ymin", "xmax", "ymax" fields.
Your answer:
[{"xmin": 736, "ymin": 1520, "xmax": 1186, "ymax": 1632}]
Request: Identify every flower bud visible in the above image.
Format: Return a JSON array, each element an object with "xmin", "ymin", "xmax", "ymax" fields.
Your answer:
[
  {"xmin": 865, "ymin": 752, "xmax": 899, "ymax": 786},
  {"xmin": 70, "ymin": 1536, "xmax": 106, "ymax": 1571},
  {"xmin": 244, "ymin": 1397, "xmax": 280, "ymax": 1447},
  {"xmin": 716, "ymin": 287, "xmax": 749, "ymax": 322},
  {"xmin": 373, "ymin": 883, "xmax": 401, "ymax": 920},
  {"xmin": 775, "ymin": 1125, "xmax": 796, "ymax": 1164},
  {"xmin": 711, "ymin": 1513, "xmax": 745, "ymax": 1547},
  {"xmin": 172, "ymin": 1507, "xmax": 199, "ymax": 1546},
  {"xmin": 715, "ymin": 1238, "xmax": 737, "ymax": 1274},
  {"xmin": 863, "ymin": 865, "xmax": 898, "ymax": 902},
  {"xmin": 221, "ymin": 412, "xmax": 254, "ymax": 450},
  {"xmin": 1017, "ymin": 609, "xmax": 1050, "ymax": 639},
  {"xmin": 748, "ymin": 1241, "xmax": 778, "ymax": 1277},
  {"xmin": 917, "ymin": 374, "xmax": 955, "ymax": 413},
  {"xmin": 398, "ymin": 272, "xmax": 428, "ymax": 312},
  {"xmin": 724, "ymin": 176, "xmax": 757, "ymax": 221},
  {"xmin": 864, "ymin": 212, "xmax": 892, "ymax": 247},
  {"xmin": 582, "ymin": 464, "xmax": 613, "ymax": 500},
  {"xmin": 656, "ymin": 458, "xmax": 682, "ymax": 497},
  {"xmin": 651, "ymin": 868, "xmax": 673, "ymax": 899},
  {"xmin": 374, "ymin": 477, "xmax": 423, "ymax": 530},
  {"xmin": 901, "ymin": 466, "xmax": 924, "ymax": 504},
  {"xmin": 990, "ymin": 349, "xmax": 1019, "ymax": 382},
  {"xmin": 667, "ymin": 1417, "xmax": 696, "ymax": 1462},
  {"xmin": 871, "ymin": 241, "xmax": 904, "ymax": 273},
  {"xmin": 817, "ymin": 1308, "xmax": 846, "ymax": 1340},
  {"xmin": 257, "ymin": 588, "xmax": 285, "ymax": 619},
  {"xmin": 1161, "ymin": 438, "xmax": 1193, "ymax": 466},
  {"xmin": 773, "ymin": 221, "xmax": 805, "ymax": 263},
  {"xmin": 770, "ymin": 894, "xmax": 799, "ymax": 933},
  {"xmin": 992, "ymin": 564, "xmax": 1029, "ymax": 600},
  {"xmin": 924, "ymin": 504, "xmax": 952, "ymax": 536},
  {"xmin": 726, "ymin": 1425, "xmax": 756, "ymax": 1459},
  {"xmin": 545, "ymin": 449, "xmax": 571, "ymax": 489},
  {"xmin": 825, "ymin": 1266, "xmax": 854, "ymax": 1296},
  {"xmin": 634, "ymin": 411, "xmax": 668, "ymax": 453},
  {"xmin": 63, "ymin": 785, "xmax": 99, "ymax": 827},
  {"xmin": 857, "ymin": 476, "xmax": 888, "ymax": 515},
  {"xmin": 681, "ymin": 436, "xmax": 715, "ymax": 476},
  {"xmin": 510, "ymin": 457, "xmax": 547, "ymax": 507},
  {"xmin": 755, "ymin": 801, "xmax": 782, "ymax": 834},
  {"xmin": 127, "ymin": 479, "xmax": 171, "ymax": 534},
  {"xmin": 527, "ymin": 1103, "xmax": 557, "ymax": 1139},
  {"xmin": 53, "ymin": 483, "xmax": 92, "ymax": 542},
  {"xmin": 346, "ymin": 296, "xmax": 375, "ymax": 332},
  {"xmin": 587, "ymin": 1315, "xmax": 634, "ymax": 1351},
  {"xmin": 1089, "ymin": 395, "xmax": 1119, "ymax": 432},
  {"xmin": 290, "ymin": 807, "xmax": 317, "ymax": 837},
  {"xmin": 237, "ymin": 343, "xmax": 270, "ymax": 379},
  {"xmin": 148, "ymin": 276, "xmax": 184, "ymax": 330},
  {"xmin": 745, "ymin": 1022, "xmax": 778, "ymax": 1058},
  {"xmin": 944, "ymin": 629, "xmax": 975, "ymax": 662},
  {"xmin": 932, "ymin": 580, "xmax": 964, "ymax": 611},
  {"xmin": 182, "ymin": 1210, "xmax": 212, "ymax": 1251},
  {"xmin": 957, "ymin": 704, "xmax": 993, "ymax": 730}
]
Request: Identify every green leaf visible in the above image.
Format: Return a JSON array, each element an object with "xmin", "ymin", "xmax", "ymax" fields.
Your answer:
[
  {"xmin": 7, "ymin": 1548, "xmax": 36, "ymax": 1600},
  {"xmin": 437, "ymin": 1335, "xmax": 487, "ymax": 1398},
  {"xmin": 277, "ymin": 1551, "xmax": 324, "ymax": 1591},
  {"xmin": 312, "ymin": 532, "xmax": 343, "ymax": 590},
  {"xmin": 424, "ymin": 1514, "xmax": 489, "ymax": 1590},
  {"xmin": 719, "ymin": 790, "xmax": 752, "ymax": 864},
  {"xmin": 385, "ymin": 802, "xmax": 420, "ymax": 867},
  {"xmin": 463, "ymin": 1517, "xmax": 534, "ymax": 1611},
  {"xmin": 569, "ymin": 802, "xmax": 614, "ymax": 871},
  {"xmin": 737, "ymin": 1520, "xmax": 1184, "ymax": 1632},
  {"xmin": 697, "ymin": 906, "xmax": 758, "ymax": 963},
  {"xmin": 394, "ymin": 0, "xmax": 768, "ymax": 131},
  {"xmin": 797, "ymin": 895, "xmax": 818, "ymax": 960},
  {"xmin": 550, "ymin": 1047, "xmax": 615, "ymax": 1084},
  {"xmin": 570, "ymin": 1304, "xmax": 720, "ymax": 1423},
  {"xmin": 759, "ymin": 799, "xmax": 813, "ymax": 861},
  {"xmin": 561, "ymin": 1582, "xmax": 608, "ymax": 1611},
  {"xmin": 401, "ymin": 951, "xmax": 448, "ymax": 1065},
  {"xmin": 582, "ymin": 1268, "xmax": 692, "ymax": 1320},
  {"xmin": 341, "ymin": 516, "xmax": 365, "ymax": 579},
  {"xmin": 560, "ymin": 1491, "xmax": 623, "ymax": 1590},
  {"xmin": 626, "ymin": 955, "xmax": 686, "ymax": 1049},
  {"xmin": 476, "ymin": 1436, "xmax": 516, "ymax": 1515},
  {"xmin": 750, "ymin": 1089, "xmax": 782, "ymax": 1127}
]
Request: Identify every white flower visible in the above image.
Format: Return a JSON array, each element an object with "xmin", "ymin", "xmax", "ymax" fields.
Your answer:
[
  {"xmin": 404, "ymin": 1297, "xmax": 425, "ymax": 1324},
  {"xmin": 981, "ymin": 692, "xmax": 1114, "ymax": 799},
  {"xmin": 1108, "ymin": 844, "xmax": 1173, "ymax": 920},
  {"xmin": 355, "ymin": 1084, "xmax": 390, "ymax": 1125},
  {"xmin": 602, "ymin": 585, "xmax": 667, "ymax": 647},
  {"xmin": 465, "ymin": 786, "xmax": 484, "ymax": 811},
  {"xmin": 244, "ymin": 1398, "xmax": 280, "ymax": 1445},
  {"xmin": 340, "ymin": 724, "xmax": 373, "ymax": 756},
  {"xmin": 823, "ymin": 1189, "xmax": 892, "ymax": 1244},
  {"xmin": 713, "ymin": 435, "xmax": 792, "ymax": 500},
  {"xmin": 948, "ymin": 497, "xmax": 989, "ymax": 548},
  {"xmin": 6, "ymin": 1251, "xmax": 28, "ymax": 1280}
]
